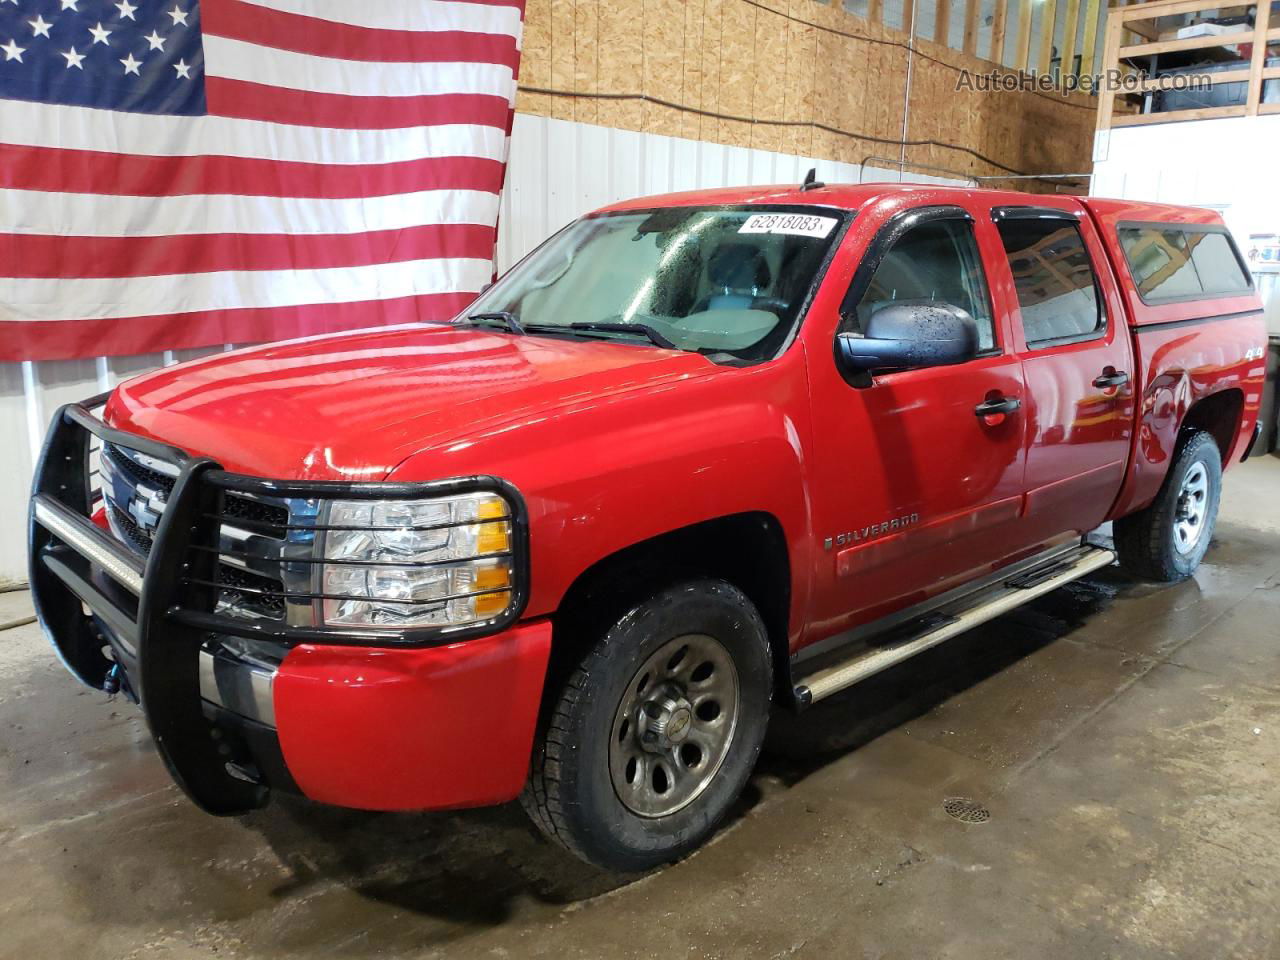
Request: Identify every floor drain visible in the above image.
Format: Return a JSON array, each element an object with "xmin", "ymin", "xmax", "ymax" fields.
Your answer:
[{"xmin": 943, "ymin": 797, "xmax": 990, "ymax": 824}]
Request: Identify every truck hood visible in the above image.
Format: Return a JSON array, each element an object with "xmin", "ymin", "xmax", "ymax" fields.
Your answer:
[{"xmin": 106, "ymin": 325, "xmax": 717, "ymax": 480}]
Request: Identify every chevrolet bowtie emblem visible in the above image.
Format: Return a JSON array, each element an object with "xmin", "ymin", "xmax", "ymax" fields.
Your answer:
[{"xmin": 126, "ymin": 488, "xmax": 167, "ymax": 535}]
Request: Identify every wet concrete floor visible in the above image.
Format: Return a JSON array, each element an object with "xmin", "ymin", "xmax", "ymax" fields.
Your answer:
[{"xmin": 2, "ymin": 459, "xmax": 1278, "ymax": 959}]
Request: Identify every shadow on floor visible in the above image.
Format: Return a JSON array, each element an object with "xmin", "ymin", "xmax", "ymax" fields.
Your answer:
[{"xmin": 231, "ymin": 568, "xmax": 1136, "ymax": 940}]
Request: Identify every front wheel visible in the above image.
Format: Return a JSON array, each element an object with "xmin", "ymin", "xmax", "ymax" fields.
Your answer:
[
  {"xmin": 521, "ymin": 580, "xmax": 773, "ymax": 872},
  {"xmin": 1115, "ymin": 430, "xmax": 1222, "ymax": 581}
]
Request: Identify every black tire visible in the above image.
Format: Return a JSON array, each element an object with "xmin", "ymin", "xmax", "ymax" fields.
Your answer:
[
  {"xmin": 521, "ymin": 580, "xmax": 773, "ymax": 872},
  {"xmin": 1114, "ymin": 430, "xmax": 1222, "ymax": 582}
]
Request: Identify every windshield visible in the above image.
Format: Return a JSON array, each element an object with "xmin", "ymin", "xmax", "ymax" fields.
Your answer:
[{"xmin": 463, "ymin": 205, "xmax": 847, "ymax": 362}]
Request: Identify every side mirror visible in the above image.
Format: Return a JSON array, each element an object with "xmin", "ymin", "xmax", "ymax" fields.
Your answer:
[{"xmin": 835, "ymin": 301, "xmax": 979, "ymax": 376}]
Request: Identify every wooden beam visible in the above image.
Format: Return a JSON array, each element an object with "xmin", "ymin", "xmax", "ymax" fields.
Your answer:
[
  {"xmin": 1037, "ymin": 0, "xmax": 1059, "ymax": 74},
  {"xmin": 936, "ymin": 0, "xmax": 952, "ymax": 46},
  {"xmin": 1110, "ymin": 104, "xmax": 1247, "ymax": 126},
  {"xmin": 1094, "ymin": 15, "xmax": 1123, "ymax": 133},
  {"xmin": 1059, "ymin": 0, "xmax": 1082, "ymax": 78},
  {"xmin": 868, "ymin": 0, "xmax": 883, "ymax": 24},
  {"xmin": 1079, "ymin": 0, "xmax": 1101, "ymax": 74},
  {"xmin": 1015, "ymin": 0, "xmax": 1034, "ymax": 70},
  {"xmin": 963, "ymin": 0, "xmax": 980, "ymax": 55},
  {"xmin": 1120, "ymin": 20, "xmax": 1161, "ymax": 41},
  {"xmin": 1131, "ymin": 68, "xmax": 1251, "ymax": 92},
  {"xmin": 990, "ymin": 0, "xmax": 1009, "ymax": 64},
  {"xmin": 1118, "ymin": 0, "xmax": 1232, "ymax": 21},
  {"xmin": 901, "ymin": 0, "xmax": 914, "ymax": 38},
  {"xmin": 1119, "ymin": 32, "xmax": 1253, "ymax": 58},
  {"xmin": 1246, "ymin": 0, "xmax": 1271, "ymax": 116}
]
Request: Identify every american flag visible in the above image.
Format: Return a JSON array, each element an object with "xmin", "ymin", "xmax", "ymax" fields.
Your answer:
[{"xmin": 0, "ymin": 0, "xmax": 523, "ymax": 361}]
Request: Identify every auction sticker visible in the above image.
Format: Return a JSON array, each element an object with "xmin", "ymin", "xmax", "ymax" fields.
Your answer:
[{"xmin": 738, "ymin": 213, "xmax": 837, "ymax": 238}]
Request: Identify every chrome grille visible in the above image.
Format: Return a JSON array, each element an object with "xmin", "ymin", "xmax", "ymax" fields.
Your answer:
[
  {"xmin": 103, "ymin": 442, "xmax": 289, "ymax": 531},
  {"xmin": 107, "ymin": 501, "xmax": 153, "ymax": 555},
  {"xmin": 103, "ymin": 441, "xmax": 175, "ymax": 497},
  {"xmin": 101, "ymin": 442, "xmax": 292, "ymax": 621}
]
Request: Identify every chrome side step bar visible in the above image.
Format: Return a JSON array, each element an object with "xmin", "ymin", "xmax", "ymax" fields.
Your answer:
[{"xmin": 793, "ymin": 544, "xmax": 1115, "ymax": 708}]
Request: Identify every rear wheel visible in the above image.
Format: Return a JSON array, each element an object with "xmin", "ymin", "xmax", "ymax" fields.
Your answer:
[
  {"xmin": 521, "ymin": 580, "xmax": 772, "ymax": 872},
  {"xmin": 1115, "ymin": 430, "xmax": 1222, "ymax": 581}
]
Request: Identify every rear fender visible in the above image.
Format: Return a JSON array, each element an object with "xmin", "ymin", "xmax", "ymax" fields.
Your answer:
[{"xmin": 1109, "ymin": 313, "xmax": 1265, "ymax": 519}]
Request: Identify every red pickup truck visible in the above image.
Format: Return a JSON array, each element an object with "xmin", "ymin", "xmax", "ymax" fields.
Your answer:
[{"xmin": 29, "ymin": 183, "xmax": 1266, "ymax": 872}]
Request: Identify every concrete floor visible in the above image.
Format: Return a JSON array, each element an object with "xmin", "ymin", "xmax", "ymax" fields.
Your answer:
[{"xmin": 2, "ymin": 460, "xmax": 1279, "ymax": 960}]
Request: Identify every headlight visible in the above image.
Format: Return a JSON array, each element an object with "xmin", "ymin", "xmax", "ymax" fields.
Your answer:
[{"xmin": 319, "ymin": 492, "xmax": 517, "ymax": 629}]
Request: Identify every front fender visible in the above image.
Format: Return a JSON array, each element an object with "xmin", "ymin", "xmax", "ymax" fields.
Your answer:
[{"xmin": 387, "ymin": 352, "xmax": 815, "ymax": 646}]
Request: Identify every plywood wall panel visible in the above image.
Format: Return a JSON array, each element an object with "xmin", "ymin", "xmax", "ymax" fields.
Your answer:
[
  {"xmin": 681, "ymin": 0, "xmax": 708, "ymax": 140},
  {"xmin": 522, "ymin": 0, "xmax": 554, "ymax": 90},
  {"xmin": 514, "ymin": 0, "xmax": 1096, "ymax": 185},
  {"xmin": 749, "ymin": 6, "xmax": 789, "ymax": 153},
  {"xmin": 595, "ymin": 0, "xmax": 645, "ymax": 131},
  {"xmin": 698, "ymin": 0, "xmax": 727, "ymax": 143},
  {"xmin": 781, "ymin": 1, "xmax": 817, "ymax": 158},
  {"xmin": 643, "ymin": 0, "xmax": 690, "ymax": 138},
  {"xmin": 716, "ymin": 0, "xmax": 758, "ymax": 147},
  {"xmin": 573, "ymin": 0, "xmax": 600, "ymax": 125},
  {"xmin": 549, "ymin": 0, "xmax": 577, "ymax": 121}
]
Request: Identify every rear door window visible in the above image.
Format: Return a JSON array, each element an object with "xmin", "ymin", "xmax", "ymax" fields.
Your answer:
[
  {"xmin": 995, "ymin": 217, "xmax": 1103, "ymax": 347},
  {"xmin": 1118, "ymin": 225, "xmax": 1252, "ymax": 302}
]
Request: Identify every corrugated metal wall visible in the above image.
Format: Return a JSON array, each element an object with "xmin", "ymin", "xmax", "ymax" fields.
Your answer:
[{"xmin": 0, "ymin": 112, "xmax": 960, "ymax": 585}]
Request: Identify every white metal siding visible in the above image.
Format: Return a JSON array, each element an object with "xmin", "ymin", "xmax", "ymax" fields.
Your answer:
[{"xmin": 0, "ymin": 112, "xmax": 960, "ymax": 585}]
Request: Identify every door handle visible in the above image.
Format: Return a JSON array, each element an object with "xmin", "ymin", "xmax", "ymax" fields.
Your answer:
[
  {"xmin": 974, "ymin": 395, "xmax": 1021, "ymax": 418},
  {"xmin": 1093, "ymin": 370, "xmax": 1130, "ymax": 389}
]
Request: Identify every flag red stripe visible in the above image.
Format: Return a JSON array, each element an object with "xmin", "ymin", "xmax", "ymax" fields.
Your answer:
[
  {"xmin": 0, "ymin": 293, "xmax": 477, "ymax": 363},
  {"xmin": 0, "ymin": 144, "xmax": 506, "ymax": 199},
  {"xmin": 4, "ymin": 224, "xmax": 496, "ymax": 279},
  {"xmin": 202, "ymin": 0, "xmax": 521, "ymax": 70},
  {"xmin": 205, "ymin": 78, "xmax": 512, "ymax": 130}
]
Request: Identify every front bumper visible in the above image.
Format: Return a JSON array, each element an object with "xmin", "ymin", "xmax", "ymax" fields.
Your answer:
[
  {"xmin": 29, "ymin": 397, "xmax": 548, "ymax": 814},
  {"xmin": 197, "ymin": 619, "xmax": 552, "ymax": 810}
]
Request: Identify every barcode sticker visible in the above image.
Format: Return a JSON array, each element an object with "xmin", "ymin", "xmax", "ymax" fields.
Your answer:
[{"xmin": 738, "ymin": 213, "xmax": 838, "ymax": 238}]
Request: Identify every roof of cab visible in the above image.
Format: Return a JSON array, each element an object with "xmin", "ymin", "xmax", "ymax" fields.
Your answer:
[
  {"xmin": 592, "ymin": 181, "xmax": 970, "ymax": 214},
  {"xmin": 592, "ymin": 182, "xmax": 1226, "ymax": 228}
]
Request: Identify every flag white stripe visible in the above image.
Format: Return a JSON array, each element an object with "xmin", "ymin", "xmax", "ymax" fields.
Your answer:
[
  {"xmin": 203, "ymin": 35, "xmax": 515, "ymax": 100},
  {"xmin": 0, "ymin": 257, "xmax": 493, "ymax": 321},
  {"xmin": 0, "ymin": 100, "xmax": 509, "ymax": 164},
  {"xmin": 235, "ymin": 0, "xmax": 524, "ymax": 41},
  {"xmin": 1, "ymin": 186, "xmax": 500, "ymax": 237}
]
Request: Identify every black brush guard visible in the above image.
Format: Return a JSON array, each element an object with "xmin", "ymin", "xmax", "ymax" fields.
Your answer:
[{"xmin": 28, "ymin": 396, "xmax": 529, "ymax": 815}]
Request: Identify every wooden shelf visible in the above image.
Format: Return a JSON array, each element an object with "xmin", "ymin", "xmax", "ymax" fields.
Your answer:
[
  {"xmin": 1111, "ymin": 104, "xmax": 1247, "ymax": 127},
  {"xmin": 1097, "ymin": 0, "xmax": 1275, "ymax": 133},
  {"xmin": 1119, "ymin": 33, "xmax": 1250, "ymax": 59},
  {"xmin": 1128, "ymin": 69, "xmax": 1253, "ymax": 93}
]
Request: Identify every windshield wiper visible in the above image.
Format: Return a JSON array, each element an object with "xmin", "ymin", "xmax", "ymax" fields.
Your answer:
[
  {"xmin": 459, "ymin": 311, "xmax": 526, "ymax": 334},
  {"xmin": 564, "ymin": 322, "xmax": 677, "ymax": 349}
]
